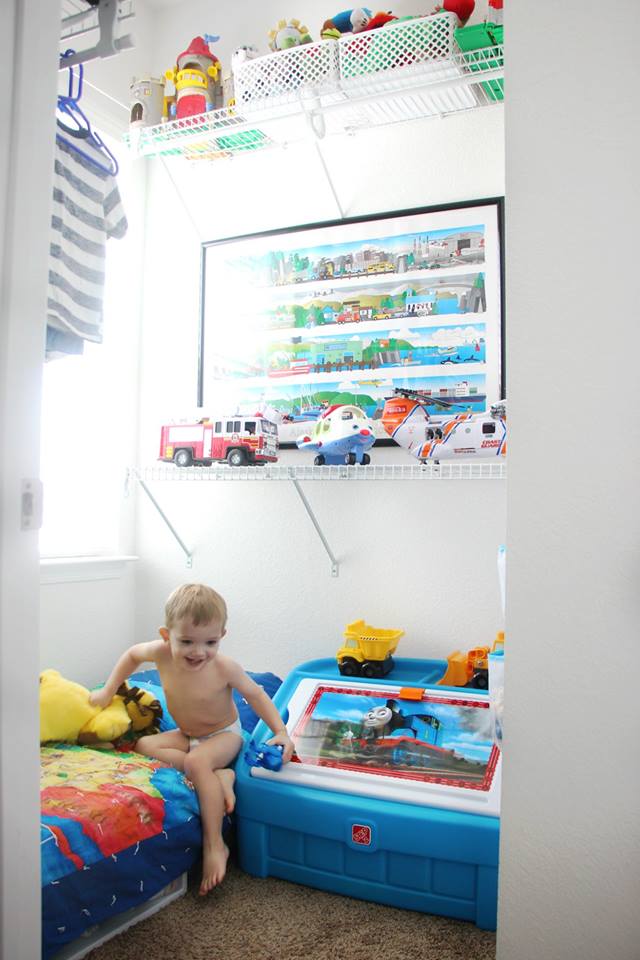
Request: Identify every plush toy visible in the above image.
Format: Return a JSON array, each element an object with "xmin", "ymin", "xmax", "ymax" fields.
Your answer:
[
  {"xmin": 39, "ymin": 669, "xmax": 163, "ymax": 745},
  {"xmin": 321, "ymin": 8, "xmax": 372, "ymax": 39},
  {"xmin": 432, "ymin": 0, "xmax": 475, "ymax": 26},
  {"xmin": 362, "ymin": 11, "xmax": 398, "ymax": 30},
  {"xmin": 268, "ymin": 19, "xmax": 313, "ymax": 52}
]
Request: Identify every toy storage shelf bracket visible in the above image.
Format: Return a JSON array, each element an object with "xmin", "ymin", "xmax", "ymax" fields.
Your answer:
[
  {"xmin": 291, "ymin": 478, "xmax": 339, "ymax": 577},
  {"xmin": 60, "ymin": 0, "xmax": 135, "ymax": 68},
  {"xmin": 126, "ymin": 471, "xmax": 193, "ymax": 568},
  {"xmin": 127, "ymin": 462, "xmax": 505, "ymax": 569}
]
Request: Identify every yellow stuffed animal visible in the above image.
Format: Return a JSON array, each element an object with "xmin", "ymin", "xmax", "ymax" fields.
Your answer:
[{"xmin": 39, "ymin": 669, "xmax": 162, "ymax": 745}]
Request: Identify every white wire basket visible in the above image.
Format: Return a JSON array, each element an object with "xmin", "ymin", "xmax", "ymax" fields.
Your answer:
[
  {"xmin": 339, "ymin": 13, "xmax": 460, "ymax": 84},
  {"xmin": 337, "ymin": 12, "xmax": 477, "ymax": 114},
  {"xmin": 233, "ymin": 39, "xmax": 341, "ymax": 111}
]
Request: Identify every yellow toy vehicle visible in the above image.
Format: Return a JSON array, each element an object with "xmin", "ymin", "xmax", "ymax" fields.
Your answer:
[
  {"xmin": 337, "ymin": 619, "xmax": 404, "ymax": 678},
  {"xmin": 438, "ymin": 631, "xmax": 505, "ymax": 689}
]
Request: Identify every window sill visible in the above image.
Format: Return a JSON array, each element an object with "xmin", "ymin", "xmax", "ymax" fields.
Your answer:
[{"xmin": 40, "ymin": 555, "xmax": 138, "ymax": 585}]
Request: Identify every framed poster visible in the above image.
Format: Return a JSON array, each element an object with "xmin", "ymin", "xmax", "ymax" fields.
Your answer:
[{"xmin": 199, "ymin": 199, "xmax": 504, "ymax": 448}]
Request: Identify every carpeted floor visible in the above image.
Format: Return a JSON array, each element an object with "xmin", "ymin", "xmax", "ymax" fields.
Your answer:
[{"xmin": 87, "ymin": 848, "xmax": 496, "ymax": 960}]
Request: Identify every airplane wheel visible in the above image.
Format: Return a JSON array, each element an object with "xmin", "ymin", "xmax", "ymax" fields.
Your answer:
[
  {"xmin": 314, "ymin": 455, "xmax": 325, "ymax": 466},
  {"xmin": 346, "ymin": 453, "xmax": 357, "ymax": 465},
  {"xmin": 362, "ymin": 454, "xmax": 371, "ymax": 465}
]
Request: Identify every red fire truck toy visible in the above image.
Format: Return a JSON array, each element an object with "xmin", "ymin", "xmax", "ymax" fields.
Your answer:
[{"xmin": 159, "ymin": 416, "xmax": 278, "ymax": 467}]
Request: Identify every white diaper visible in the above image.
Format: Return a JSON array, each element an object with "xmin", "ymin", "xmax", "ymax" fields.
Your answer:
[{"xmin": 188, "ymin": 717, "xmax": 242, "ymax": 750}]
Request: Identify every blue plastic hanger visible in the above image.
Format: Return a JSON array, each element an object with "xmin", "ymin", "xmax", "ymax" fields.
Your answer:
[{"xmin": 56, "ymin": 49, "xmax": 119, "ymax": 176}]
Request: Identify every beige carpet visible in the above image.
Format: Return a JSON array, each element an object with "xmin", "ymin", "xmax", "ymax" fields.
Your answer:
[{"xmin": 87, "ymin": 850, "xmax": 496, "ymax": 960}]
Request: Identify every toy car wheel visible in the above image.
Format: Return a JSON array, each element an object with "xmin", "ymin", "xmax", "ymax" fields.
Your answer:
[
  {"xmin": 362, "ymin": 454, "xmax": 370, "ymax": 465},
  {"xmin": 314, "ymin": 454, "xmax": 325, "ymax": 466},
  {"xmin": 174, "ymin": 449, "xmax": 193, "ymax": 467},
  {"xmin": 361, "ymin": 661, "xmax": 381, "ymax": 679},
  {"xmin": 345, "ymin": 453, "xmax": 357, "ymax": 465},
  {"xmin": 339, "ymin": 657, "xmax": 360, "ymax": 677},
  {"xmin": 227, "ymin": 448, "xmax": 247, "ymax": 467},
  {"xmin": 471, "ymin": 671, "xmax": 489, "ymax": 689}
]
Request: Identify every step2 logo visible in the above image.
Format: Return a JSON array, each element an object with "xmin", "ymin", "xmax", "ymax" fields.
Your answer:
[{"xmin": 351, "ymin": 823, "xmax": 372, "ymax": 846}]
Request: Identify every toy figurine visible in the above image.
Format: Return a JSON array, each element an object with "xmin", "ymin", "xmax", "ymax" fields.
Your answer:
[
  {"xmin": 244, "ymin": 741, "xmax": 284, "ymax": 771},
  {"xmin": 296, "ymin": 403, "xmax": 376, "ymax": 466},
  {"xmin": 336, "ymin": 619, "xmax": 404, "ymax": 678},
  {"xmin": 432, "ymin": 0, "xmax": 475, "ymax": 26},
  {"xmin": 164, "ymin": 35, "xmax": 222, "ymax": 121},
  {"xmin": 129, "ymin": 76, "xmax": 165, "ymax": 129},
  {"xmin": 362, "ymin": 12, "xmax": 398, "ymax": 30},
  {"xmin": 321, "ymin": 7, "xmax": 372, "ymax": 39},
  {"xmin": 267, "ymin": 19, "xmax": 312, "ymax": 51},
  {"xmin": 381, "ymin": 389, "xmax": 506, "ymax": 463}
]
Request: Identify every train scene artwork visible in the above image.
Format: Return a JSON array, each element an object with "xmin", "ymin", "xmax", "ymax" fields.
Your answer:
[
  {"xmin": 290, "ymin": 686, "xmax": 500, "ymax": 791},
  {"xmin": 201, "ymin": 204, "xmax": 502, "ymax": 449}
]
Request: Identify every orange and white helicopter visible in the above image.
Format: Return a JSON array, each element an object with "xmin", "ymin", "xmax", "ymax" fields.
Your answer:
[{"xmin": 380, "ymin": 388, "xmax": 506, "ymax": 462}]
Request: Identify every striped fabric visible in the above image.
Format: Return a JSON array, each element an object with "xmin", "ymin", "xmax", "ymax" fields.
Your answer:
[{"xmin": 47, "ymin": 137, "xmax": 127, "ymax": 358}]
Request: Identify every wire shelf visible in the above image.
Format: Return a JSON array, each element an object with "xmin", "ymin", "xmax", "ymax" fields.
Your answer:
[
  {"xmin": 125, "ymin": 40, "xmax": 503, "ymax": 161},
  {"xmin": 130, "ymin": 462, "xmax": 506, "ymax": 483}
]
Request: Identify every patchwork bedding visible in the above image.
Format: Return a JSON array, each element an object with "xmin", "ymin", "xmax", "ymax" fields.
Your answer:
[{"xmin": 42, "ymin": 670, "xmax": 281, "ymax": 959}]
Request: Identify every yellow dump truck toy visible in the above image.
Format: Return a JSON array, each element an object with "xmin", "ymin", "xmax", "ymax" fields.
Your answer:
[
  {"xmin": 438, "ymin": 631, "xmax": 505, "ymax": 689},
  {"xmin": 337, "ymin": 620, "xmax": 404, "ymax": 679}
]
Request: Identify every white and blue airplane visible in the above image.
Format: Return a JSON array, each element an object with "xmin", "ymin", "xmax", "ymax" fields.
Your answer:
[{"xmin": 296, "ymin": 404, "xmax": 376, "ymax": 466}]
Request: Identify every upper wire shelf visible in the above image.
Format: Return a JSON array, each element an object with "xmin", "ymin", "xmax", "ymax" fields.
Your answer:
[
  {"xmin": 129, "ymin": 462, "xmax": 506, "ymax": 483},
  {"xmin": 125, "ymin": 42, "xmax": 503, "ymax": 162},
  {"xmin": 60, "ymin": 0, "xmax": 135, "ymax": 68}
]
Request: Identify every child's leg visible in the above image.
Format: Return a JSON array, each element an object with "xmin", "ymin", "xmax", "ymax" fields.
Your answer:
[
  {"xmin": 134, "ymin": 729, "xmax": 190, "ymax": 771},
  {"xmin": 182, "ymin": 732, "xmax": 243, "ymax": 895}
]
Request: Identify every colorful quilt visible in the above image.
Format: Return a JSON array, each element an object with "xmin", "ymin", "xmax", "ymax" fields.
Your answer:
[{"xmin": 42, "ymin": 670, "xmax": 282, "ymax": 958}]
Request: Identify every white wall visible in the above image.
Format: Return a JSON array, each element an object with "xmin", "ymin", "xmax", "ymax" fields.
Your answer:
[
  {"xmin": 1, "ymin": 2, "xmax": 59, "ymax": 956},
  {"xmin": 498, "ymin": 3, "xmax": 640, "ymax": 958},
  {"xmin": 129, "ymin": 0, "xmax": 506, "ymax": 679}
]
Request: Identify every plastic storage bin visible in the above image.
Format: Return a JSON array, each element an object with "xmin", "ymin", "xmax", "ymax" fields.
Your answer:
[
  {"xmin": 454, "ymin": 22, "xmax": 504, "ymax": 102},
  {"xmin": 233, "ymin": 40, "xmax": 340, "ymax": 111},
  {"xmin": 236, "ymin": 656, "xmax": 500, "ymax": 930},
  {"xmin": 339, "ymin": 12, "xmax": 458, "ymax": 83},
  {"xmin": 337, "ymin": 12, "xmax": 478, "ymax": 118}
]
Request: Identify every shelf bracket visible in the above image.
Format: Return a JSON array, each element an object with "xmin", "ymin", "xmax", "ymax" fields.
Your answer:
[
  {"xmin": 291, "ymin": 477, "xmax": 339, "ymax": 577},
  {"xmin": 136, "ymin": 476, "xmax": 193, "ymax": 568}
]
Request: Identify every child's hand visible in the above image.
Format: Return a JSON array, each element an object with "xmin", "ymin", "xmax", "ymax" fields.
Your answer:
[
  {"xmin": 89, "ymin": 688, "xmax": 113, "ymax": 709},
  {"xmin": 268, "ymin": 731, "xmax": 295, "ymax": 763}
]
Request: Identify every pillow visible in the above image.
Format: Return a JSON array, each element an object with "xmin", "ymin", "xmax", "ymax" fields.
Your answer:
[{"xmin": 129, "ymin": 669, "xmax": 282, "ymax": 735}]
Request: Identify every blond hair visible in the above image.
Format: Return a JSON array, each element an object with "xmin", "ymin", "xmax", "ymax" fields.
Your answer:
[{"xmin": 164, "ymin": 584, "xmax": 227, "ymax": 630}]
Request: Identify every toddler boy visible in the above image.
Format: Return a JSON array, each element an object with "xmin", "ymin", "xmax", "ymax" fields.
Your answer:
[{"xmin": 90, "ymin": 583, "xmax": 294, "ymax": 894}]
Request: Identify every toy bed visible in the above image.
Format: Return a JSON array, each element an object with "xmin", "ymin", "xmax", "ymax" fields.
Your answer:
[
  {"xmin": 42, "ymin": 669, "xmax": 281, "ymax": 960},
  {"xmin": 236, "ymin": 658, "xmax": 500, "ymax": 930}
]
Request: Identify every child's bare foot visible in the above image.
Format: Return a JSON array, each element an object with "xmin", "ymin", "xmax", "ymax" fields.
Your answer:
[
  {"xmin": 199, "ymin": 840, "xmax": 229, "ymax": 895},
  {"xmin": 215, "ymin": 768, "xmax": 236, "ymax": 814}
]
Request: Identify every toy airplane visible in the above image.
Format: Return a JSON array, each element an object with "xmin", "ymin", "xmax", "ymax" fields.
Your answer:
[
  {"xmin": 296, "ymin": 403, "xmax": 376, "ymax": 465},
  {"xmin": 381, "ymin": 388, "xmax": 506, "ymax": 462}
]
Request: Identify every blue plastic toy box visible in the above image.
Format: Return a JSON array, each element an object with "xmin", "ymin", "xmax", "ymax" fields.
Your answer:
[{"xmin": 235, "ymin": 657, "xmax": 500, "ymax": 929}]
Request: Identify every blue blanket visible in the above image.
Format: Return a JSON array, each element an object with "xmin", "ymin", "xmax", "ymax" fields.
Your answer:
[{"xmin": 42, "ymin": 669, "xmax": 281, "ymax": 958}]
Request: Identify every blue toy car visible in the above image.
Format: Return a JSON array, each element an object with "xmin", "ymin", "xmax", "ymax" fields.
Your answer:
[{"xmin": 244, "ymin": 741, "xmax": 283, "ymax": 771}]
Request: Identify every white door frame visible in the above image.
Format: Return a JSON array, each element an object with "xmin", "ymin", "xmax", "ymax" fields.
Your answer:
[{"xmin": 0, "ymin": 1, "xmax": 59, "ymax": 957}]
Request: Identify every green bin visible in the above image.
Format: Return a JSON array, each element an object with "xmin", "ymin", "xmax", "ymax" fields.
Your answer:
[{"xmin": 454, "ymin": 22, "xmax": 503, "ymax": 102}]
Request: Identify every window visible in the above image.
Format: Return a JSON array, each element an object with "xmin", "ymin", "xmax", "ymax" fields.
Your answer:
[
  {"xmin": 214, "ymin": 421, "xmax": 222, "ymax": 432},
  {"xmin": 482, "ymin": 422, "xmax": 496, "ymax": 435},
  {"xmin": 39, "ymin": 134, "xmax": 139, "ymax": 558}
]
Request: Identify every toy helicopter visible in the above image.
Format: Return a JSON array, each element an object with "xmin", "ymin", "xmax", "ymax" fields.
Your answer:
[
  {"xmin": 296, "ymin": 403, "xmax": 376, "ymax": 465},
  {"xmin": 380, "ymin": 388, "xmax": 506, "ymax": 462}
]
